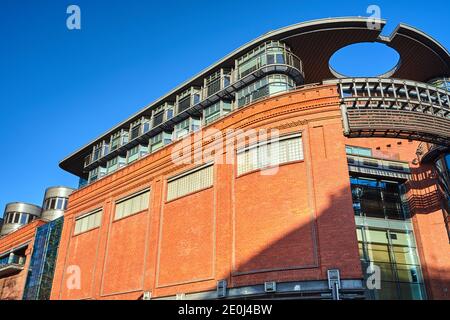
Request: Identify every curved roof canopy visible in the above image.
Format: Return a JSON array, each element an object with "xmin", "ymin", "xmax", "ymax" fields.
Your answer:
[{"xmin": 60, "ymin": 17, "xmax": 450, "ymax": 177}]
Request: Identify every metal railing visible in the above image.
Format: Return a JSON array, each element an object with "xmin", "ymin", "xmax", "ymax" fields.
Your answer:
[{"xmin": 325, "ymin": 78, "xmax": 450, "ymax": 147}]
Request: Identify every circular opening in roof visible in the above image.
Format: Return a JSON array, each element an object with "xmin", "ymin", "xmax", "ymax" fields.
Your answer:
[{"xmin": 330, "ymin": 42, "xmax": 400, "ymax": 78}]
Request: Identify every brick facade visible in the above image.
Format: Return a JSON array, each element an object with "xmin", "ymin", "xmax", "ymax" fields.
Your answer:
[{"xmin": 49, "ymin": 85, "xmax": 450, "ymax": 300}]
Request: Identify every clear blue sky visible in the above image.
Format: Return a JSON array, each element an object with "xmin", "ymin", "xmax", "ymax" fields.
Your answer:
[{"xmin": 1, "ymin": 0, "xmax": 449, "ymax": 216}]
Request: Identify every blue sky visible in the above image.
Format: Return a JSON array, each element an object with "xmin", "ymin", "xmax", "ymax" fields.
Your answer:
[{"xmin": 0, "ymin": 0, "xmax": 449, "ymax": 216}]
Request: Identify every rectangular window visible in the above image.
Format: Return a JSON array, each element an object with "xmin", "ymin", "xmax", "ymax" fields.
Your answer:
[
  {"xmin": 204, "ymin": 101, "xmax": 232, "ymax": 125},
  {"xmin": 127, "ymin": 145, "xmax": 140, "ymax": 163},
  {"xmin": 114, "ymin": 189, "xmax": 150, "ymax": 220},
  {"xmin": 167, "ymin": 164, "xmax": 214, "ymax": 201},
  {"xmin": 20, "ymin": 214, "xmax": 28, "ymax": 224},
  {"xmin": 56, "ymin": 198, "xmax": 64, "ymax": 210},
  {"xmin": 174, "ymin": 118, "xmax": 201, "ymax": 139},
  {"xmin": 107, "ymin": 157, "xmax": 119, "ymax": 173},
  {"xmin": 150, "ymin": 132, "xmax": 172, "ymax": 152},
  {"xmin": 237, "ymin": 134, "xmax": 304, "ymax": 176},
  {"xmin": 346, "ymin": 145, "xmax": 372, "ymax": 157},
  {"xmin": 74, "ymin": 209, "xmax": 103, "ymax": 235}
]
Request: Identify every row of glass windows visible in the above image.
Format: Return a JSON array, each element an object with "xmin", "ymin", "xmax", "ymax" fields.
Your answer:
[
  {"xmin": 237, "ymin": 41, "xmax": 302, "ymax": 78},
  {"xmin": 79, "ymin": 134, "xmax": 307, "ymax": 235},
  {"xmin": 86, "ymin": 75, "xmax": 296, "ymax": 185},
  {"xmin": 3, "ymin": 211, "xmax": 37, "ymax": 225},
  {"xmin": 0, "ymin": 253, "xmax": 26, "ymax": 266},
  {"xmin": 237, "ymin": 74, "xmax": 295, "ymax": 107},
  {"xmin": 236, "ymin": 134, "xmax": 304, "ymax": 176},
  {"xmin": 351, "ymin": 177, "xmax": 409, "ymax": 220},
  {"xmin": 74, "ymin": 190, "xmax": 150, "ymax": 236},
  {"xmin": 43, "ymin": 197, "xmax": 69, "ymax": 211},
  {"xmin": 88, "ymin": 130, "xmax": 304, "ymax": 185},
  {"xmin": 83, "ymin": 40, "xmax": 303, "ymax": 176},
  {"xmin": 87, "ymin": 77, "xmax": 289, "ymax": 171}
]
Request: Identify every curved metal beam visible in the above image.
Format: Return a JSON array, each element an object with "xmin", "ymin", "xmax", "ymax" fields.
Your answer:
[{"xmin": 326, "ymin": 78, "xmax": 450, "ymax": 147}]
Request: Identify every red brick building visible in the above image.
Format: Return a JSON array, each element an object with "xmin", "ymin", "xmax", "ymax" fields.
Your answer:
[
  {"xmin": 0, "ymin": 220, "xmax": 45, "ymax": 300},
  {"xmin": 51, "ymin": 18, "xmax": 450, "ymax": 300}
]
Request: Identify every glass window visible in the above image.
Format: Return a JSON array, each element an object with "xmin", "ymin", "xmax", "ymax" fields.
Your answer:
[
  {"xmin": 127, "ymin": 145, "xmax": 140, "ymax": 163},
  {"xmin": 20, "ymin": 213, "xmax": 28, "ymax": 225},
  {"xmin": 49, "ymin": 198, "xmax": 56, "ymax": 210},
  {"xmin": 237, "ymin": 74, "xmax": 295, "ymax": 107},
  {"xmin": 114, "ymin": 189, "xmax": 150, "ymax": 220},
  {"xmin": 351, "ymin": 178, "xmax": 406, "ymax": 220},
  {"xmin": 56, "ymin": 198, "xmax": 64, "ymax": 210},
  {"xmin": 74, "ymin": 209, "xmax": 103, "ymax": 235},
  {"xmin": 346, "ymin": 145, "xmax": 372, "ymax": 157},
  {"xmin": 237, "ymin": 134, "xmax": 304, "ymax": 176},
  {"xmin": 357, "ymin": 226, "xmax": 427, "ymax": 300},
  {"xmin": 167, "ymin": 165, "xmax": 214, "ymax": 201}
]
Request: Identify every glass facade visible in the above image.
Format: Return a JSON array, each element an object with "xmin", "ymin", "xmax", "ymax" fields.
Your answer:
[
  {"xmin": 127, "ymin": 144, "xmax": 149, "ymax": 164},
  {"xmin": 204, "ymin": 69, "xmax": 231, "ymax": 97},
  {"xmin": 150, "ymin": 132, "xmax": 172, "ymax": 152},
  {"xmin": 79, "ymin": 40, "xmax": 304, "ymax": 187},
  {"xmin": 350, "ymin": 173, "xmax": 427, "ymax": 300},
  {"xmin": 174, "ymin": 117, "xmax": 201, "ymax": 139},
  {"xmin": 356, "ymin": 223, "xmax": 427, "ymax": 300},
  {"xmin": 435, "ymin": 153, "xmax": 450, "ymax": 240},
  {"xmin": 177, "ymin": 87, "xmax": 201, "ymax": 114},
  {"xmin": 22, "ymin": 217, "xmax": 64, "ymax": 300},
  {"xmin": 236, "ymin": 41, "xmax": 302, "ymax": 79},
  {"xmin": 237, "ymin": 74, "xmax": 295, "ymax": 107},
  {"xmin": 106, "ymin": 156, "xmax": 126, "ymax": 174},
  {"xmin": 203, "ymin": 101, "xmax": 233, "ymax": 125},
  {"xmin": 351, "ymin": 177, "xmax": 409, "ymax": 220}
]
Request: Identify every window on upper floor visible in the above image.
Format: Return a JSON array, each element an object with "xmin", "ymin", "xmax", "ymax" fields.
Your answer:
[
  {"xmin": 114, "ymin": 189, "xmax": 150, "ymax": 220},
  {"xmin": 74, "ymin": 209, "xmax": 103, "ymax": 235},
  {"xmin": 43, "ymin": 197, "xmax": 68, "ymax": 211},
  {"xmin": 346, "ymin": 145, "xmax": 373, "ymax": 157},
  {"xmin": 174, "ymin": 117, "xmax": 201, "ymax": 140},
  {"xmin": 236, "ymin": 133, "xmax": 304, "ymax": 176},
  {"xmin": 150, "ymin": 132, "xmax": 172, "ymax": 152},
  {"xmin": 236, "ymin": 74, "xmax": 295, "ymax": 107},
  {"xmin": 203, "ymin": 101, "xmax": 233, "ymax": 125},
  {"xmin": 167, "ymin": 164, "xmax": 214, "ymax": 201}
]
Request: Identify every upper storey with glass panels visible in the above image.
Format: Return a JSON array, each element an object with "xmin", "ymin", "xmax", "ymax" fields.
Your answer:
[
  {"xmin": 61, "ymin": 18, "xmax": 450, "ymax": 184},
  {"xmin": 78, "ymin": 41, "xmax": 304, "ymax": 185},
  {"xmin": 0, "ymin": 203, "xmax": 42, "ymax": 236}
]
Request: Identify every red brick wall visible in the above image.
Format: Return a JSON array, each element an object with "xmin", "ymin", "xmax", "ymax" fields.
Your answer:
[
  {"xmin": 0, "ymin": 220, "xmax": 45, "ymax": 300},
  {"xmin": 50, "ymin": 84, "xmax": 450, "ymax": 300}
]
